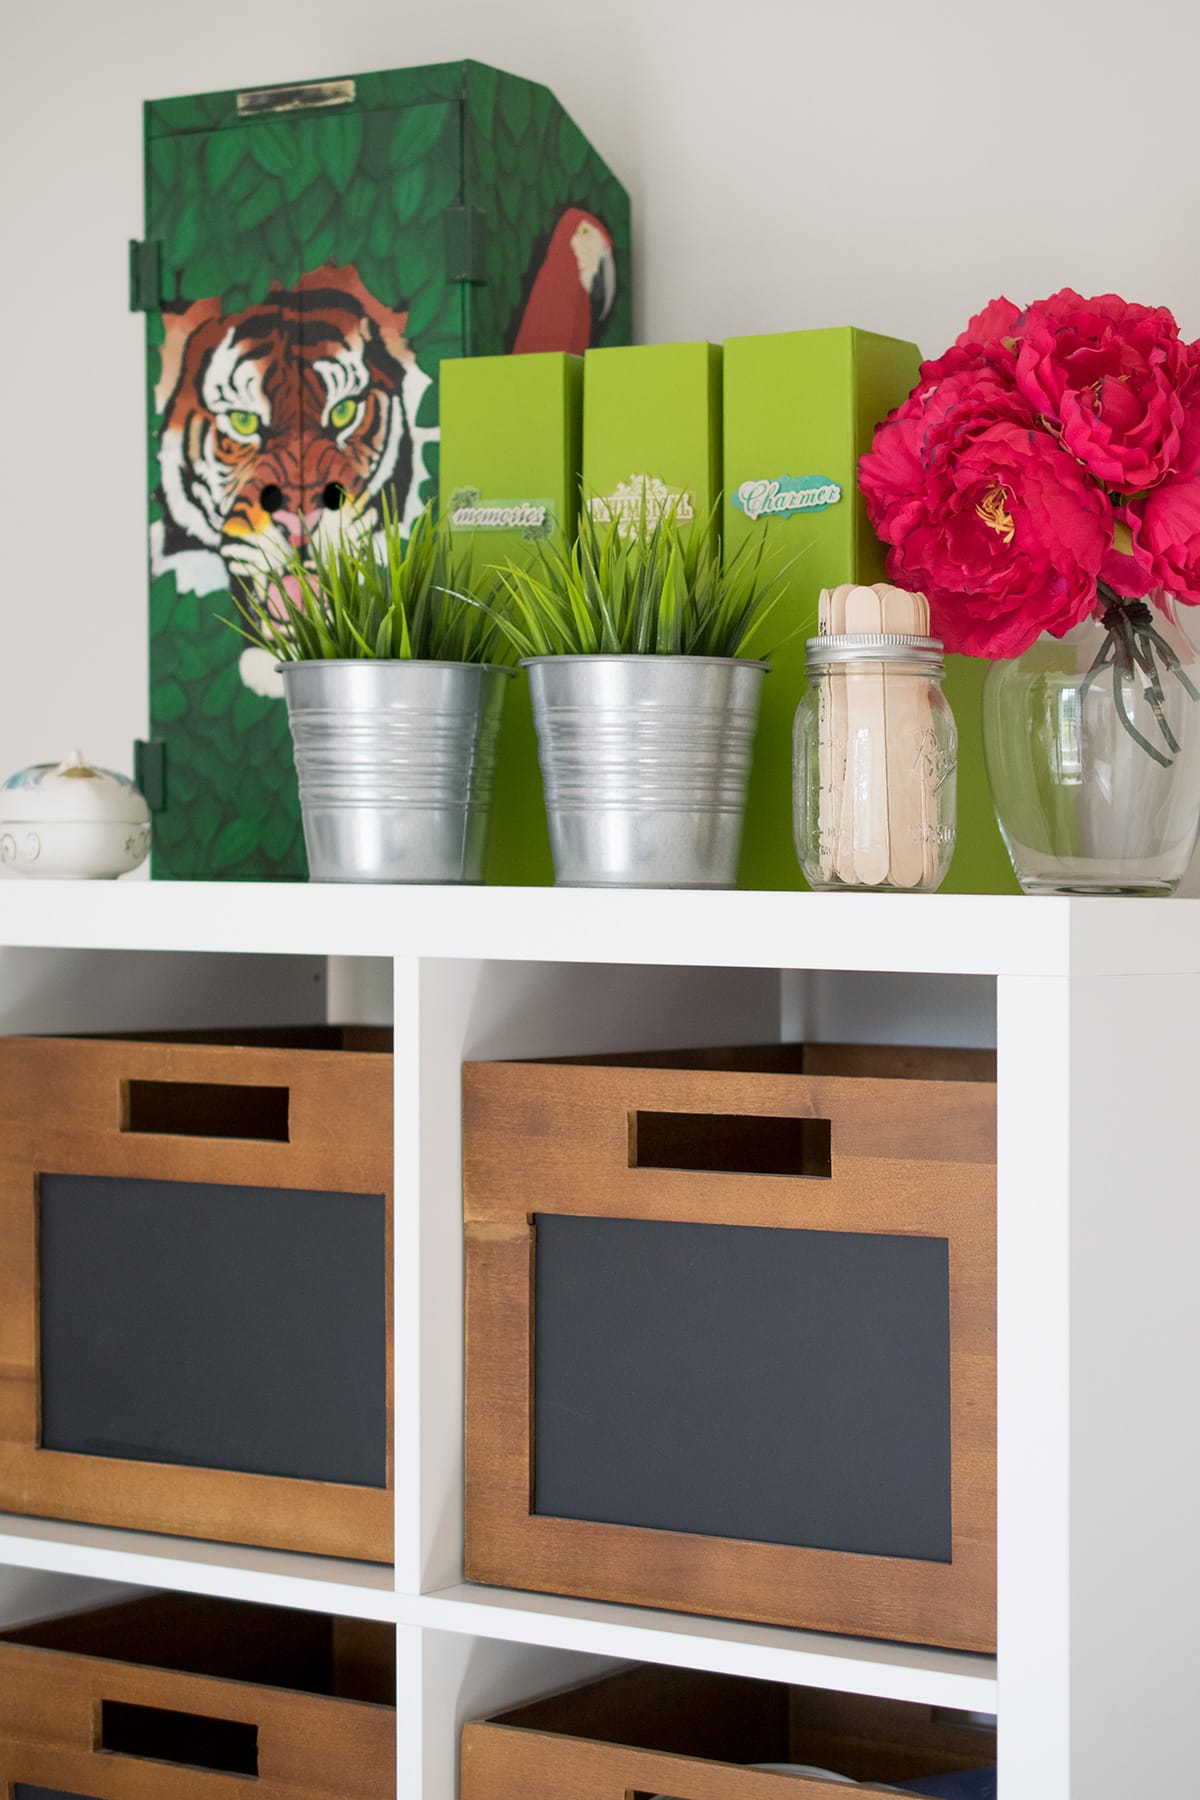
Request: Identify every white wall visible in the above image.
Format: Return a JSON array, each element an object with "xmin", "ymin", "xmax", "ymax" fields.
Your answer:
[{"xmin": 3, "ymin": 0, "xmax": 1198, "ymax": 791}]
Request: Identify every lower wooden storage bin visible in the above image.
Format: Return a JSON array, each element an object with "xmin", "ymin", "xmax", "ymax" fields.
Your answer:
[
  {"xmin": 461, "ymin": 1665, "xmax": 996, "ymax": 1799},
  {"xmin": 0, "ymin": 1593, "xmax": 395, "ymax": 1798}
]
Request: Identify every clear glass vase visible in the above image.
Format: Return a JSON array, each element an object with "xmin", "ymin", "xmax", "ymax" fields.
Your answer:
[{"xmin": 982, "ymin": 595, "xmax": 1200, "ymax": 895}]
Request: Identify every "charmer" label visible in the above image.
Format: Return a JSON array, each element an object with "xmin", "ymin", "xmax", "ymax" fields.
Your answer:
[{"xmin": 733, "ymin": 474, "xmax": 843, "ymax": 521}]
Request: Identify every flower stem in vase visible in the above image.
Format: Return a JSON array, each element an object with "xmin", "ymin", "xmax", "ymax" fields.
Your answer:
[{"xmin": 1080, "ymin": 588, "xmax": 1200, "ymax": 769}]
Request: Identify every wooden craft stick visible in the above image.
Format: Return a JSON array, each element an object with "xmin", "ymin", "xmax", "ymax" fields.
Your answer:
[
  {"xmin": 818, "ymin": 586, "xmax": 851, "ymax": 882},
  {"xmin": 842, "ymin": 586, "xmax": 888, "ymax": 886},
  {"xmin": 816, "ymin": 679, "xmax": 837, "ymax": 885},
  {"xmin": 820, "ymin": 584, "xmax": 854, "ymax": 635},
  {"xmin": 881, "ymin": 587, "xmax": 926, "ymax": 889}
]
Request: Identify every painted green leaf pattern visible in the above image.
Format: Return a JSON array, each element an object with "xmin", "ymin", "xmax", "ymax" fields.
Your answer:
[
  {"xmin": 464, "ymin": 64, "xmax": 631, "ymax": 362},
  {"xmin": 144, "ymin": 63, "xmax": 629, "ymax": 880},
  {"xmin": 391, "ymin": 102, "xmax": 453, "ymax": 167},
  {"xmin": 236, "ymin": 177, "xmax": 282, "ymax": 232},
  {"xmin": 499, "ymin": 76, "xmax": 531, "ymax": 139},
  {"xmin": 392, "ymin": 165, "xmax": 426, "ymax": 220},
  {"xmin": 466, "ymin": 63, "xmax": 497, "ymax": 135},
  {"xmin": 324, "ymin": 112, "xmax": 363, "ymax": 189},
  {"xmin": 205, "ymin": 129, "xmax": 243, "ymax": 189}
]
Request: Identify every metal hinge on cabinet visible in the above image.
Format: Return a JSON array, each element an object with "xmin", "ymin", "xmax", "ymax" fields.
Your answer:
[
  {"xmin": 134, "ymin": 739, "xmax": 166, "ymax": 812},
  {"xmin": 128, "ymin": 239, "xmax": 161, "ymax": 313},
  {"xmin": 444, "ymin": 207, "xmax": 487, "ymax": 284}
]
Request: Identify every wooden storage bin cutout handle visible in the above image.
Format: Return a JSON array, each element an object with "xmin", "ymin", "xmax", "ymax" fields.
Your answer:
[
  {"xmin": 630, "ymin": 1111, "xmax": 832, "ymax": 1179},
  {"xmin": 98, "ymin": 1698, "xmax": 259, "ymax": 1776},
  {"xmin": 121, "ymin": 1078, "xmax": 290, "ymax": 1142}
]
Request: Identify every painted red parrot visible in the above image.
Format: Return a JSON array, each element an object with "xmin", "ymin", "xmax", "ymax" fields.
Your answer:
[{"xmin": 511, "ymin": 207, "xmax": 617, "ymax": 356}]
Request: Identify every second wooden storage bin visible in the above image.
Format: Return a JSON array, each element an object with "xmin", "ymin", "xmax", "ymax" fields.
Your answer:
[
  {"xmin": 0, "ymin": 1591, "xmax": 396, "ymax": 1797},
  {"xmin": 464, "ymin": 1043, "xmax": 997, "ymax": 1651},
  {"xmin": 462, "ymin": 1664, "xmax": 997, "ymax": 1798}
]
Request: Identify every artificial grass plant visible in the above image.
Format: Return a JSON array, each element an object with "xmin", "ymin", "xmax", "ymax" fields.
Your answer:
[
  {"xmin": 229, "ymin": 497, "xmax": 505, "ymax": 664},
  {"xmin": 451, "ymin": 495, "xmax": 801, "ymax": 660}
]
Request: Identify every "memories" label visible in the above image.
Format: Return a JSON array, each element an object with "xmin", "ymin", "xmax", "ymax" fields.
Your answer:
[{"xmin": 448, "ymin": 488, "xmax": 555, "ymax": 538}]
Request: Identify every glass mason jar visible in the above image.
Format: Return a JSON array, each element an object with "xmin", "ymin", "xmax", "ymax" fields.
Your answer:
[
  {"xmin": 794, "ymin": 634, "xmax": 957, "ymax": 892},
  {"xmin": 981, "ymin": 594, "xmax": 1200, "ymax": 896}
]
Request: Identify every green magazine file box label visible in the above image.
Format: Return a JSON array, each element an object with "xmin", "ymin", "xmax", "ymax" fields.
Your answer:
[
  {"xmin": 143, "ymin": 61, "xmax": 630, "ymax": 880},
  {"xmin": 732, "ymin": 474, "xmax": 843, "ymax": 520},
  {"xmin": 445, "ymin": 494, "xmax": 556, "ymax": 536}
]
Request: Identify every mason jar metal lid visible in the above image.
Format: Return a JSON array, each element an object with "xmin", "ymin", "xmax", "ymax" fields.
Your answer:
[{"xmin": 805, "ymin": 632, "xmax": 945, "ymax": 671}]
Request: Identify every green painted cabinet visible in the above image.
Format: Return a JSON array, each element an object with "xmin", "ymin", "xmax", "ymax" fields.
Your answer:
[{"xmin": 140, "ymin": 62, "xmax": 630, "ymax": 880}]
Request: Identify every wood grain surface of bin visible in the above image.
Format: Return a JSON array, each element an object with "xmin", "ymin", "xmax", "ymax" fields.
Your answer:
[
  {"xmin": 0, "ymin": 1591, "xmax": 396, "ymax": 1798},
  {"xmin": 461, "ymin": 1663, "xmax": 997, "ymax": 1799},
  {"xmin": 0, "ymin": 1028, "xmax": 393, "ymax": 1562},
  {"xmin": 464, "ymin": 1043, "xmax": 997, "ymax": 1652}
]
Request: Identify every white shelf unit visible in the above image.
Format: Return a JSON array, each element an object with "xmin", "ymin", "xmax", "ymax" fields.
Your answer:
[{"xmin": 1, "ymin": 884, "xmax": 1196, "ymax": 1800}]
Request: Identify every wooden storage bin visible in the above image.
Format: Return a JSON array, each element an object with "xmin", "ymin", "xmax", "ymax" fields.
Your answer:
[
  {"xmin": 462, "ymin": 1664, "xmax": 996, "ymax": 1798},
  {"xmin": 0, "ymin": 1028, "xmax": 393, "ymax": 1561},
  {"xmin": 464, "ymin": 1044, "xmax": 996, "ymax": 1651},
  {"xmin": 0, "ymin": 1591, "xmax": 395, "ymax": 1797}
]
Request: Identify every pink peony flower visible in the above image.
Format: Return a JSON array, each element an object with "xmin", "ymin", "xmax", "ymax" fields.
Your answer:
[
  {"xmin": 859, "ymin": 367, "xmax": 1034, "ymax": 544},
  {"xmin": 857, "ymin": 288, "xmax": 1200, "ymax": 658},
  {"xmin": 920, "ymin": 297, "xmax": 1021, "ymax": 385},
  {"xmin": 1130, "ymin": 477, "xmax": 1200, "ymax": 604},
  {"xmin": 1014, "ymin": 288, "xmax": 1188, "ymax": 493},
  {"xmin": 1169, "ymin": 342, "xmax": 1200, "ymax": 480},
  {"xmin": 881, "ymin": 420, "xmax": 1111, "ymax": 658},
  {"xmin": 860, "ymin": 373, "xmax": 1109, "ymax": 654}
]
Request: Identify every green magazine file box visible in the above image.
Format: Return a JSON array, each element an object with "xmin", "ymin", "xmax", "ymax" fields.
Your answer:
[
  {"xmin": 439, "ymin": 351, "xmax": 584, "ymax": 883},
  {"xmin": 136, "ymin": 61, "xmax": 630, "ymax": 880},
  {"xmin": 723, "ymin": 328, "xmax": 1017, "ymax": 893},
  {"xmin": 582, "ymin": 342, "xmax": 723, "ymax": 534}
]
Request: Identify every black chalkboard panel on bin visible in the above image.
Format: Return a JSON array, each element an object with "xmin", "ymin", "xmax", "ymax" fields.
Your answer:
[
  {"xmin": 39, "ymin": 1172, "xmax": 386, "ymax": 1488},
  {"xmin": 464, "ymin": 1041, "xmax": 997, "ymax": 1651},
  {"xmin": 0, "ymin": 1028, "xmax": 393, "ymax": 1561},
  {"xmin": 533, "ymin": 1212, "xmax": 953, "ymax": 1562}
]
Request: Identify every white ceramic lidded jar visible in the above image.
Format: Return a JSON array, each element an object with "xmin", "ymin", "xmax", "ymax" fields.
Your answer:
[{"xmin": 0, "ymin": 751, "xmax": 151, "ymax": 879}]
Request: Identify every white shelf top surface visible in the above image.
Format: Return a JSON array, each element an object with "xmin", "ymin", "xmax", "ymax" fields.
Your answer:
[
  {"xmin": 0, "ymin": 880, "xmax": 1196, "ymax": 976},
  {"xmin": 417, "ymin": 1583, "xmax": 998, "ymax": 1712},
  {"xmin": 0, "ymin": 1511, "xmax": 395, "ymax": 1622},
  {"xmin": 0, "ymin": 1515, "xmax": 996, "ymax": 1710}
]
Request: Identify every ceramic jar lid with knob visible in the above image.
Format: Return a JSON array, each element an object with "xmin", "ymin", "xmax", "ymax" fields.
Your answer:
[{"xmin": 1, "ymin": 750, "xmax": 151, "ymax": 879}]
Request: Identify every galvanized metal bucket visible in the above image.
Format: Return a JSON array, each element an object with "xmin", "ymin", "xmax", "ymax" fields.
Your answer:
[
  {"xmin": 280, "ymin": 660, "xmax": 515, "ymax": 883},
  {"xmin": 524, "ymin": 655, "xmax": 768, "ymax": 888}
]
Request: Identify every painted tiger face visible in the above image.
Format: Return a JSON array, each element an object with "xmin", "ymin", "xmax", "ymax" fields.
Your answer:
[{"xmin": 155, "ymin": 264, "xmax": 432, "ymax": 594}]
